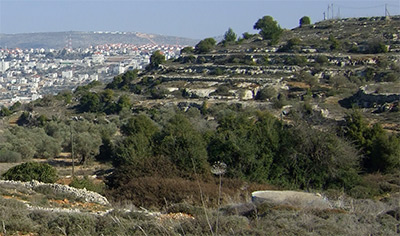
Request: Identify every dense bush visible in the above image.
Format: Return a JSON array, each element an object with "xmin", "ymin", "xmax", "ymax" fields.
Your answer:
[
  {"xmin": 255, "ymin": 87, "xmax": 277, "ymax": 100},
  {"xmin": 1, "ymin": 126, "xmax": 61, "ymax": 160},
  {"xmin": 2, "ymin": 162, "xmax": 58, "ymax": 183},
  {"xmin": 195, "ymin": 38, "xmax": 217, "ymax": 54},
  {"xmin": 285, "ymin": 55, "xmax": 307, "ymax": 65},
  {"xmin": 254, "ymin": 15, "xmax": 283, "ymax": 44},
  {"xmin": 367, "ymin": 41, "xmax": 388, "ymax": 54},
  {"xmin": 342, "ymin": 111, "xmax": 400, "ymax": 173},
  {"xmin": 106, "ymin": 69, "xmax": 138, "ymax": 90},
  {"xmin": 221, "ymin": 28, "xmax": 237, "ymax": 45},
  {"xmin": 155, "ymin": 114, "xmax": 210, "ymax": 175},
  {"xmin": 146, "ymin": 50, "xmax": 165, "ymax": 70},
  {"xmin": 69, "ymin": 176, "xmax": 105, "ymax": 194},
  {"xmin": 180, "ymin": 46, "xmax": 194, "ymax": 54},
  {"xmin": 299, "ymin": 16, "xmax": 311, "ymax": 27},
  {"xmin": 0, "ymin": 149, "xmax": 22, "ymax": 163}
]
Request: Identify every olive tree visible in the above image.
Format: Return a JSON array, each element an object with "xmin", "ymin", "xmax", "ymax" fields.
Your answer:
[{"xmin": 253, "ymin": 15, "xmax": 283, "ymax": 44}]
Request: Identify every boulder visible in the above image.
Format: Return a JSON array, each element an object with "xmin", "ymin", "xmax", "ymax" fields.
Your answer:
[{"xmin": 252, "ymin": 190, "xmax": 331, "ymax": 209}]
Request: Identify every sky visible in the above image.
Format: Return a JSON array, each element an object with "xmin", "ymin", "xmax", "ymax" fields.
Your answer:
[{"xmin": 0, "ymin": 0, "xmax": 399, "ymax": 39}]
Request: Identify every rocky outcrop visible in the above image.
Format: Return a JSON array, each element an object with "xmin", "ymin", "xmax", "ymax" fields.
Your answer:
[{"xmin": 343, "ymin": 84, "xmax": 400, "ymax": 108}]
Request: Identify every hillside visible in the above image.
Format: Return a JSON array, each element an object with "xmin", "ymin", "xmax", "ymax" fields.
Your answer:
[
  {"xmin": 0, "ymin": 15, "xmax": 399, "ymax": 235},
  {"xmin": 0, "ymin": 31, "xmax": 199, "ymax": 49},
  {"xmin": 105, "ymin": 15, "xmax": 400, "ymax": 131}
]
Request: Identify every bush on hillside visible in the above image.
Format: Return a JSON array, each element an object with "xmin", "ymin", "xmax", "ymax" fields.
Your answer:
[
  {"xmin": 2, "ymin": 162, "xmax": 58, "ymax": 183},
  {"xmin": 253, "ymin": 15, "xmax": 283, "ymax": 45},
  {"xmin": 195, "ymin": 38, "xmax": 217, "ymax": 54}
]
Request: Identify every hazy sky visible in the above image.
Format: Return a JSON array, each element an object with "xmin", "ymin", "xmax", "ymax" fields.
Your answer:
[{"xmin": 0, "ymin": 0, "xmax": 399, "ymax": 39}]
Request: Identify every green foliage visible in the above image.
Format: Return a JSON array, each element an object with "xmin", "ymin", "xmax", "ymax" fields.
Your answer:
[
  {"xmin": 329, "ymin": 75, "xmax": 348, "ymax": 89},
  {"xmin": 47, "ymin": 213, "xmax": 97, "ymax": 235},
  {"xmin": 255, "ymin": 87, "xmax": 277, "ymax": 100},
  {"xmin": 195, "ymin": 38, "xmax": 217, "ymax": 54},
  {"xmin": 212, "ymin": 85, "xmax": 231, "ymax": 96},
  {"xmin": 343, "ymin": 111, "xmax": 400, "ymax": 173},
  {"xmin": 121, "ymin": 114, "xmax": 158, "ymax": 137},
  {"xmin": 31, "ymin": 127, "xmax": 61, "ymax": 159},
  {"xmin": 73, "ymin": 129, "xmax": 102, "ymax": 165},
  {"xmin": 279, "ymin": 38, "xmax": 301, "ymax": 52},
  {"xmin": 285, "ymin": 55, "xmax": 307, "ymax": 66},
  {"xmin": 242, "ymin": 32, "xmax": 256, "ymax": 40},
  {"xmin": 106, "ymin": 69, "xmax": 138, "ymax": 90},
  {"xmin": 79, "ymin": 92, "xmax": 101, "ymax": 113},
  {"xmin": 116, "ymin": 94, "xmax": 131, "ymax": 113},
  {"xmin": 2, "ymin": 162, "xmax": 58, "ymax": 183},
  {"xmin": 150, "ymin": 87, "xmax": 169, "ymax": 99},
  {"xmin": 69, "ymin": 176, "xmax": 104, "ymax": 194},
  {"xmin": 0, "ymin": 106, "xmax": 11, "ymax": 117},
  {"xmin": 315, "ymin": 55, "xmax": 329, "ymax": 65},
  {"xmin": 0, "ymin": 149, "xmax": 22, "ymax": 163},
  {"xmin": 113, "ymin": 115, "xmax": 159, "ymax": 167},
  {"xmin": 180, "ymin": 46, "xmax": 194, "ymax": 54},
  {"xmin": 367, "ymin": 41, "xmax": 388, "ymax": 54},
  {"xmin": 146, "ymin": 50, "xmax": 165, "ymax": 70},
  {"xmin": 17, "ymin": 111, "xmax": 32, "ymax": 126},
  {"xmin": 9, "ymin": 101, "xmax": 22, "ymax": 111},
  {"xmin": 329, "ymin": 34, "xmax": 341, "ymax": 51},
  {"xmin": 156, "ymin": 114, "xmax": 209, "ymax": 175},
  {"xmin": 269, "ymin": 122, "xmax": 360, "ymax": 190},
  {"xmin": 1, "ymin": 126, "xmax": 61, "ymax": 160},
  {"xmin": 80, "ymin": 81, "xmax": 134, "ymax": 114},
  {"xmin": 299, "ymin": 16, "xmax": 311, "ymax": 27},
  {"xmin": 55, "ymin": 90, "xmax": 73, "ymax": 104},
  {"xmin": 299, "ymin": 71, "xmax": 318, "ymax": 89},
  {"xmin": 208, "ymin": 111, "xmax": 282, "ymax": 182},
  {"xmin": 210, "ymin": 67, "xmax": 225, "ymax": 76},
  {"xmin": 222, "ymin": 27, "xmax": 237, "ymax": 44},
  {"xmin": 253, "ymin": 15, "xmax": 283, "ymax": 45},
  {"xmin": 74, "ymin": 80, "xmax": 102, "ymax": 94},
  {"xmin": 349, "ymin": 44, "xmax": 359, "ymax": 53}
]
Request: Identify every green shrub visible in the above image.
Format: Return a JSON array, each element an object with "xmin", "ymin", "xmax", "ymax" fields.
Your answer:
[
  {"xmin": 150, "ymin": 87, "xmax": 169, "ymax": 99},
  {"xmin": 343, "ymin": 112, "xmax": 400, "ymax": 173},
  {"xmin": 367, "ymin": 41, "xmax": 388, "ymax": 54},
  {"xmin": 195, "ymin": 38, "xmax": 216, "ymax": 54},
  {"xmin": 0, "ymin": 149, "xmax": 22, "ymax": 163},
  {"xmin": 285, "ymin": 55, "xmax": 307, "ymax": 66},
  {"xmin": 180, "ymin": 46, "xmax": 194, "ymax": 54},
  {"xmin": 70, "ymin": 176, "xmax": 105, "ymax": 194},
  {"xmin": 256, "ymin": 87, "xmax": 277, "ymax": 100},
  {"xmin": 2, "ymin": 162, "xmax": 58, "ymax": 183},
  {"xmin": 329, "ymin": 35, "xmax": 341, "ymax": 51},
  {"xmin": 299, "ymin": 16, "xmax": 311, "ymax": 27},
  {"xmin": 242, "ymin": 32, "xmax": 255, "ymax": 40},
  {"xmin": 210, "ymin": 68, "xmax": 225, "ymax": 76},
  {"xmin": 349, "ymin": 45, "xmax": 359, "ymax": 53},
  {"xmin": 315, "ymin": 55, "xmax": 329, "ymax": 65},
  {"xmin": 254, "ymin": 15, "xmax": 283, "ymax": 45}
]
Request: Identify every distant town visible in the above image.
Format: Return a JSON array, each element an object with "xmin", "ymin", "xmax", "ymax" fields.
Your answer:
[{"xmin": 0, "ymin": 43, "xmax": 186, "ymax": 106}]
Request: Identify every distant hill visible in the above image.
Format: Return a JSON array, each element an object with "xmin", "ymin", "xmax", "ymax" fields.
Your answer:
[{"xmin": 0, "ymin": 31, "xmax": 199, "ymax": 49}]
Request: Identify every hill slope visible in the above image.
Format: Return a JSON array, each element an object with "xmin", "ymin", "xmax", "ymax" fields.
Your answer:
[{"xmin": 0, "ymin": 31, "xmax": 199, "ymax": 49}]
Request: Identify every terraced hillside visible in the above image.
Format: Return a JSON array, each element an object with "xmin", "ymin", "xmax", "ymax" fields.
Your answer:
[
  {"xmin": 0, "ymin": 15, "xmax": 399, "ymax": 236},
  {"xmin": 110, "ymin": 15, "xmax": 399, "ymax": 131}
]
